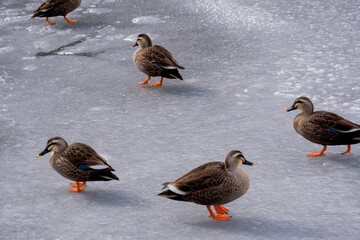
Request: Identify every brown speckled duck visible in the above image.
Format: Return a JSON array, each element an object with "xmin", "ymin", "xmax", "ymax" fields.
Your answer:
[
  {"xmin": 37, "ymin": 137, "xmax": 119, "ymax": 192},
  {"xmin": 131, "ymin": 34, "xmax": 185, "ymax": 87},
  {"xmin": 286, "ymin": 96, "xmax": 360, "ymax": 156},
  {"xmin": 158, "ymin": 150, "xmax": 254, "ymax": 221},
  {"xmin": 32, "ymin": 0, "xmax": 82, "ymax": 25}
]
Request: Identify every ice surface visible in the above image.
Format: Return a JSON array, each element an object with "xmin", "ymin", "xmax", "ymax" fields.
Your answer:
[{"xmin": 0, "ymin": 0, "xmax": 359, "ymax": 239}]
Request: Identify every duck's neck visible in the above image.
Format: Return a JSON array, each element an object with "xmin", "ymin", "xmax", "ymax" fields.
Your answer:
[
  {"xmin": 301, "ymin": 108, "xmax": 313, "ymax": 115},
  {"xmin": 298, "ymin": 104, "xmax": 314, "ymax": 115},
  {"xmin": 141, "ymin": 41, "xmax": 152, "ymax": 49}
]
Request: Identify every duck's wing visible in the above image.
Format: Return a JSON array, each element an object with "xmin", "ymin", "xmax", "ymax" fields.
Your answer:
[
  {"xmin": 311, "ymin": 111, "xmax": 360, "ymax": 132},
  {"xmin": 62, "ymin": 143, "xmax": 115, "ymax": 171},
  {"xmin": 153, "ymin": 45, "xmax": 185, "ymax": 69},
  {"xmin": 141, "ymin": 45, "xmax": 184, "ymax": 69},
  {"xmin": 163, "ymin": 162, "xmax": 227, "ymax": 194}
]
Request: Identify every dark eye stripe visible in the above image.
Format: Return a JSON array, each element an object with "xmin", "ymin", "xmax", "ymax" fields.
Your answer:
[{"xmin": 47, "ymin": 142, "xmax": 56, "ymax": 148}]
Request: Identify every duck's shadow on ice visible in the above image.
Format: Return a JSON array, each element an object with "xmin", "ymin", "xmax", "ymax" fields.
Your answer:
[
  {"xmin": 187, "ymin": 216, "xmax": 334, "ymax": 239},
  {"xmin": 155, "ymin": 83, "xmax": 216, "ymax": 97},
  {"xmin": 80, "ymin": 188, "xmax": 146, "ymax": 207},
  {"xmin": 313, "ymin": 153, "xmax": 360, "ymax": 169}
]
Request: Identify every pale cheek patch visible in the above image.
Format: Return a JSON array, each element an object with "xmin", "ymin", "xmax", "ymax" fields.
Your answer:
[{"xmin": 232, "ymin": 152, "xmax": 242, "ymax": 158}]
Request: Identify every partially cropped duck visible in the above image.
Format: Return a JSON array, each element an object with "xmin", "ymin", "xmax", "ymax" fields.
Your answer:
[
  {"xmin": 32, "ymin": 0, "xmax": 82, "ymax": 25},
  {"xmin": 37, "ymin": 137, "xmax": 119, "ymax": 192},
  {"xmin": 285, "ymin": 96, "xmax": 360, "ymax": 156},
  {"xmin": 158, "ymin": 150, "xmax": 254, "ymax": 221},
  {"xmin": 131, "ymin": 34, "xmax": 185, "ymax": 87}
]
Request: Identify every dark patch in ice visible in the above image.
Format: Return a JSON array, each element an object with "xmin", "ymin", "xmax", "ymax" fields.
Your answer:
[{"xmin": 35, "ymin": 34, "xmax": 105, "ymax": 57}]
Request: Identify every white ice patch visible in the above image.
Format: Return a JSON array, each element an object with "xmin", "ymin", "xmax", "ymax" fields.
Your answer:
[
  {"xmin": 90, "ymin": 107, "xmax": 102, "ymax": 111},
  {"xmin": 58, "ymin": 52, "xmax": 74, "ymax": 55},
  {"xmin": 24, "ymin": 65, "xmax": 37, "ymax": 71},
  {"xmin": 123, "ymin": 34, "xmax": 136, "ymax": 42},
  {"xmin": 132, "ymin": 16, "xmax": 165, "ymax": 24},
  {"xmin": 22, "ymin": 57, "xmax": 36, "ymax": 60},
  {"xmin": 0, "ymin": 46, "xmax": 15, "ymax": 54}
]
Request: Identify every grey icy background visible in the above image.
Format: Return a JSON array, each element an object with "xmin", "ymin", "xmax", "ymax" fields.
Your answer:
[{"xmin": 1, "ymin": 0, "xmax": 360, "ymax": 239}]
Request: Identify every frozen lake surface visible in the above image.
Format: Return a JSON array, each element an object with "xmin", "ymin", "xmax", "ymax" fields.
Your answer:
[{"xmin": 1, "ymin": 0, "xmax": 359, "ymax": 239}]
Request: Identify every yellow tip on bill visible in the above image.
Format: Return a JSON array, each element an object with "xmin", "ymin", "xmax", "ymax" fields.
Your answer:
[
  {"xmin": 252, "ymin": 163, "xmax": 255, "ymax": 166},
  {"xmin": 284, "ymin": 110, "xmax": 288, "ymax": 112},
  {"xmin": 36, "ymin": 154, "xmax": 41, "ymax": 158}
]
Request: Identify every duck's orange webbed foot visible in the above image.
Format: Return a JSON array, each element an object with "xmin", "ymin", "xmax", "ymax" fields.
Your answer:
[
  {"xmin": 67, "ymin": 181, "xmax": 85, "ymax": 192},
  {"xmin": 46, "ymin": 17, "xmax": 55, "ymax": 25},
  {"xmin": 151, "ymin": 82, "xmax": 163, "ymax": 87},
  {"xmin": 341, "ymin": 145, "xmax": 351, "ymax": 155},
  {"xmin": 214, "ymin": 205, "xmax": 229, "ymax": 214},
  {"xmin": 151, "ymin": 77, "xmax": 164, "ymax": 87},
  {"xmin": 70, "ymin": 181, "xmax": 86, "ymax": 187},
  {"xmin": 68, "ymin": 187, "xmax": 85, "ymax": 192},
  {"xmin": 207, "ymin": 205, "xmax": 230, "ymax": 221},
  {"xmin": 307, "ymin": 146, "xmax": 327, "ymax": 156},
  {"xmin": 212, "ymin": 214, "xmax": 231, "ymax": 221},
  {"xmin": 138, "ymin": 76, "xmax": 151, "ymax": 85},
  {"xmin": 64, "ymin": 16, "xmax": 78, "ymax": 23}
]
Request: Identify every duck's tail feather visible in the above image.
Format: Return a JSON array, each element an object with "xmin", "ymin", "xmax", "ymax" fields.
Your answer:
[
  {"xmin": 89, "ymin": 171, "xmax": 119, "ymax": 181},
  {"xmin": 157, "ymin": 189, "xmax": 187, "ymax": 202},
  {"xmin": 152, "ymin": 62, "xmax": 184, "ymax": 80}
]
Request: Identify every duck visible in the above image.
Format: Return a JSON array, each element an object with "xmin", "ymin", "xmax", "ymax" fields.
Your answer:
[
  {"xmin": 158, "ymin": 150, "xmax": 254, "ymax": 221},
  {"xmin": 32, "ymin": 0, "xmax": 82, "ymax": 25},
  {"xmin": 285, "ymin": 96, "xmax": 360, "ymax": 156},
  {"xmin": 131, "ymin": 34, "xmax": 185, "ymax": 87},
  {"xmin": 36, "ymin": 136, "xmax": 119, "ymax": 192}
]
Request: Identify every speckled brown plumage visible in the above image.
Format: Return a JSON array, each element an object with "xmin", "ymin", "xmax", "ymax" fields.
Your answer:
[
  {"xmin": 132, "ymin": 34, "xmax": 184, "ymax": 86},
  {"xmin": 286, "ymin": 96, "xmax": 360, "ymax": 155},
  {"xmin": 37, "ymin": 137, "xmax": 118, "ymax": 191},
  {"xmin": 158, "ymin": 151, "xmax": 253, "ymax": 221},
  {"xmin": 32, "ymin": 0, "xmax": 82, "ymax": 24}
]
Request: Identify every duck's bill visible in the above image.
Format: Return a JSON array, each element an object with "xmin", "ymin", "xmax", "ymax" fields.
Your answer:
[
  {"xmin": 37, "ymin": 148, "xmax": 50, "ymax": 157},
  {"xmin": 131, "ymin": 42, "xmax": 138, "ymax": 47},
  {"xmin": 243, "ymin": 159, "xmax": 255, "ymax": 166},
  {"xmin": 285, "ymin": 106, "xmax": 296, "ymax": 112}
]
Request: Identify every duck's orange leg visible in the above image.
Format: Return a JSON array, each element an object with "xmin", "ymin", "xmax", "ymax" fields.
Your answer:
[
  {"xmin": 207, "ymin": 205, "xmax": 230, "ymax": 221},
  {"xmin": 138, "ymin": 76, "xmax": 151, "ymax": 85},
  {"xmin": 46, "ymin": 17, "xmax": 56, "ymax": 25},
  {"xmin": 151, "ymin": 77, "xmax": 164, "ymax": 87},
  {"xmin": 341, "ymin": 145, "xmax": 351, "ymax": 155},
  {"xmin": 70, "ymin": 181, "xmax": 86, "ymax": 187},
  {"xmin": 67, "ymin": 181, "xmax": 85, "ymax": 192},
  {"xmin": 307, "ymin": 145, "xmax": 327, "ymax": 156},
  {"xmin": 64, "ymin": 16, "xmax": 78, "ymax": 23},
  {"xmin": 214, "ymin": 205, "xmax": 229, "ymax": 214}
]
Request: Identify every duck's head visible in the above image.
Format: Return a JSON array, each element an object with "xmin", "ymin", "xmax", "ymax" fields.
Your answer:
[
  {"xmin": 225, "ymin": 150, "xmax": 254, "ymax": 171},
  {"xmin": 131, "ymin": 34, "xmax": 152, "ymax": 49},
  {"xmin": 36, "ymin": 136, "xmax": 68, "ymax": 157},
  {"xmin": 285, "ymin": 96, "xmax": 314, "ymax": 115}
]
